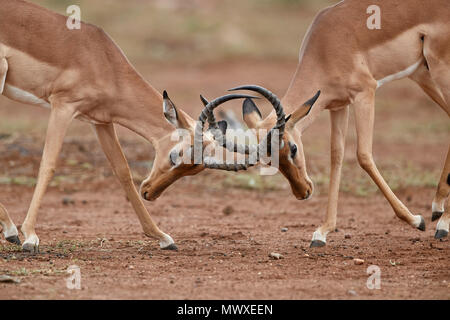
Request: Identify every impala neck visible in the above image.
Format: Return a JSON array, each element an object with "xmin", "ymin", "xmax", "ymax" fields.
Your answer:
[{"xmin": 112, "ymin": 72, "xmax": 172, "ymax": 144}]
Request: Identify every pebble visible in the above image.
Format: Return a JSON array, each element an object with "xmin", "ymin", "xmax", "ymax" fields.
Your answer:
[
  {"xmin": 347, "ymin": 290, "xmax": 357, "ymax": 296},
  {"xmin": 344, "ymin": 234, "xmax": 352, "ymax": 239},
  {"xmin": 269, "ymin": 252, "xmax": 284, "ymax": 260},
  {"xmin": 353, "ymin": 258, "xmax": 364, "ymax": 265},
  {"xmin": 281, "ymin": 228, "xmax": 288, "ymax": 232},
  {"xmin": 223, "ymin": 206, "xmax": 234, "ymax": 216},
  {"xmin": 62, "ymin": 197, "xmax": 75, "ymax": 206}
]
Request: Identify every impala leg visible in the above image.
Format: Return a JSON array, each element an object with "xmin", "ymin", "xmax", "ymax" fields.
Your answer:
[
  {"xmin": 0, "ymin": 203, "xmax": 20, "ymax": 245},
  {"xmin": 20, "ymin": 107, "xmax": 75, "ymax": 253},
  {"xmin": 0, "ymin": 59, "xmax": 21, "ymax": 245},
  {"xmin": 94, "ymin": 124, "xmax": 176, "ymax": 250},
  {"xmin": 311, "ymin": 106, "xmax": 349, "ymax": 247},
  {"xmin": 0, "ymin": 57, "xmax": 7, "ymax": 94},
  {"xmin": 432, "ymin": 146, "xmax": 450, "ymax": 222},
  {"xmin": 353, "ymin": 90, "xmax": 425, "ymax": 230},
  {"xmin": 409, "ymin": 65, "xmax": 449, "ymax": 222}
]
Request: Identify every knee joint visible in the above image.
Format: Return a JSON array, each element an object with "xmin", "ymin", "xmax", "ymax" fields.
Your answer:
[{"xmin": 357, "ymin": 152, "xmax": 373, "ymax": 170}]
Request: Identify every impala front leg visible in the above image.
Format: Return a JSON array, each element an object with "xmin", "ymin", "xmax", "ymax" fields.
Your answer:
[
  {"xmin": 21, "ymin": 106, "xmax": 75, "ymax": 253},
  {"xmin": 353, "ymin": 90, "xmax": 425, "ymax": 231},
  {"xmin": 0, "ymin": 204, "xmax": 20, "ymax": 245},
  {"xmin": 311, "ymin": 106, "xmax": 349, "ymax": 247},
  {"xmin": 94, "ymin": 124, "xmax": 176, "ymax": 250}
]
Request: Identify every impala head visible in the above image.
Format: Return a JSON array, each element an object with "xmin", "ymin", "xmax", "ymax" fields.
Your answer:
[
  {"xmin": 140, "ymin": 91, "xmax": 255, "ymax": 201},
  {"xmin": 208, "ymin": 85, "xmax": 320, "ymax": 200},
  {"xmin": 242, "ymin": 88, "xmax": 320, "ymax": 200}
]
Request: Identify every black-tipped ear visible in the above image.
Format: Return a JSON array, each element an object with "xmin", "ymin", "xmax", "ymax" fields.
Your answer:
[
  {"xmin": 200, "ymin": 95, "xmax": 209, "ymax": 107},
  {"xmin": 163, "ymin": 90, "xmax": 179, "ymax": 127},
  {"xmin": 303, "ymin": 90, "xmax": 321, "ymax": 114},
  {"xmin": 242, "ymin": 98, "xmax": 262, "ymax": 129},
  {"xmin": 218, "ymin": 120, "xmax": 228, "ymax": 135},
  {"xmin": 243, "ymin": 98, "xmax": 262, "ymax": 118},
  {"xmin": 290, "ymin": 90, "xmax": 321, "ymax": 125}
]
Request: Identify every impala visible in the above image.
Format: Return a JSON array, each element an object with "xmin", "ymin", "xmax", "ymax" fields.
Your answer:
[
  {"xmin": 0, "ymin": 0, "xmax": 261, "ymax": 253},
  {"xmin": 204, "ymin": 0, "xmax": 450, "ymax": 246}
]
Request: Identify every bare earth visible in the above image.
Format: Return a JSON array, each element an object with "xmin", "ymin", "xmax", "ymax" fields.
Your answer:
[{"xmin": 0, "ymin": 61, "xmax": 449, "ymax": 300}]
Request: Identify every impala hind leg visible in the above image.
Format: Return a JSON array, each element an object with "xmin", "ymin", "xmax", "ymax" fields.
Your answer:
[
  {"xmin": 423, "ymin": 38, "xmax": 450, "ymax": 233},
  {"xmin": 311, "ymin": 106, "xmax": 349, "ymax": 247},
  {"xmin": 20, "ymin": 106, "xmax": 75, "ymax": 253},
  {"xmin": 432, "ymin": 147, "xmax": 450, "ymax": 222},
  {"xmin": 0, "ymin": 58, "xmax": 7, "ymax": 94},
  {"xmin": 94, "ymin": 124, "xmax": 176, "ymax": 250},
  {"xmin": 0, "ymin": 203, "xmax": 20, "ymax": 245},
  {"xmin": 409, "ymin": 65, "xmax": 449, "ymax": 222},
  {"xmin": 435, "ymin": 207, "xmax": 449, "ymax": 239},
  {"xmin": 353, "ymin": 90, "xmax": 425, "ymax": 231}
]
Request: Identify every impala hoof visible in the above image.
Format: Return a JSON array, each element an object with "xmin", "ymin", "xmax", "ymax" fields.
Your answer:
[
  {"xmin": 6, "ymin": 235, "xmax": 21, "ymax": 246},
  {"xmin": 22, "ymin": 243, "xmax": 39, "ymax": 254},
  {"xmin": 434, "ymin": 229, "xmax": 448, "ymax": 239},
  {"xmin": 432, "ymin": 211, "xmax": 443, "ymax": 222},
  {"xmin": 161, "ymin": 243, "xmax": 178, "ymax": 251},
  {"xmin": 310, "ymin": 240, "xmax": 326, "ymax": 248},
  {"xmin": 416, "ymin": 216, "xmax": 426, "ymax": 231}
]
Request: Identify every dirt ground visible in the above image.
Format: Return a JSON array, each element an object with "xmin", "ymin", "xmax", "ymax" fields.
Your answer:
[{"xmin": 0, "ymin": 10, "xmax": 449, "ymax": 299}]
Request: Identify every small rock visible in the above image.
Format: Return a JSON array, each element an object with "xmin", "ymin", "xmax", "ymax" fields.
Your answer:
[
  {"xmin": 269, "ymin": 252, "xmax": 283, "ymax": 260},
  {"xmin": 347, "ymin": 290, "xmax": 357, "ymax": 296},
  {"xmin": 0, "ymin": 275, "xmax": 20, "ymax": 284},
  {"xmin": 281, "ymin": 227, "xmax": 288, "ymax": 232},
  {"xmin": 353, "ymin": 258, "xmax": 364, "ymax": 265},
  {"xmin": 62, "ymin": 197, "xmax": 75, "ymax": 206},
  {"xmin": 223, "ymin": 206, "xmax": 234, "ymax": 216},
  {"xmin": 344, "ymin": 234, "xmax": 352, "ymax": 239}
]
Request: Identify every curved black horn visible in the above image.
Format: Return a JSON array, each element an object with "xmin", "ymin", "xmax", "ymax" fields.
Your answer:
[{"xmin": 194, "ymin": 94, "xmax": 258, "ymax": 165}]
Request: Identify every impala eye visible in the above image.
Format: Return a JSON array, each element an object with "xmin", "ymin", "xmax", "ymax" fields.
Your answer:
[{"xmin": 289, "ymin": 142, "xmax": 297, "ymax": 158}]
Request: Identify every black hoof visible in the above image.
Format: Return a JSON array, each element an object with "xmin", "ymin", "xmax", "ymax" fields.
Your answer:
[
  {"xmin": 161, "ymin": 243, "xmax": 178, "ymax": 251},
  {"xmin": 310, "ymin": 240, "xmax": 326, "ymax": 248},
  {"xmin": 432, "ymin": 211, "xmax": 443, "ymax": 222},
  {"xmin": 434, "ymin": 229, "xmax": 448, "ymax": 239},
  {"xmin": 417, "ymin": 216, "xmax": 426, "ymax": 231},
  {"xmin": 6, "ymin": 235, "xmax": 21, "ymax": 246},
  {"xmin": 22, "ymin": 243, "xmax": 39, "ymax": 254}
]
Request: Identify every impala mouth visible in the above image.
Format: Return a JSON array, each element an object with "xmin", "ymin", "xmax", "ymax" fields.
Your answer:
[{"xmin": 141, "ymin": 185, "xmax": 167, "ymax": 202}]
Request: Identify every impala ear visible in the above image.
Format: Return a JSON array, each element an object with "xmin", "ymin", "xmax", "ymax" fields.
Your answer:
[
  {"xmin": 289, "ymin": 90, "xmax": 321, "ymax": 125},
  {"xmin": 218, "ymin": 120, "xmax": 228, "ymax": 135},
  {"xmin": 242, "ymin": 98, "xmax": 262, "ymax": 129},
  {"xmin": 163, "ymin": 90, "xmax": 194, "ymax": 129}
]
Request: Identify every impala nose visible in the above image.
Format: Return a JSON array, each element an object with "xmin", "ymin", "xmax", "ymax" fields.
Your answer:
[
  {"xmin": 303, "ymin": 190, "xmax": 311, "ymax": 200},
  {"xmin": 302, "ymin": 182, "xmax": 314, "ymax": 200}
]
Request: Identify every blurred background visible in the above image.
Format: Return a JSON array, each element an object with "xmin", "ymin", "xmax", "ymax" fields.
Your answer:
[{"xmin": 0, "ymin": 0, "xmax": 448, "ymax": 197}]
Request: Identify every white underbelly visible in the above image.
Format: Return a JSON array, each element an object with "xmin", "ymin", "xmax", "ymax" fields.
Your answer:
[
  {"xmin": 2, "ymin": 84, "xmax": 51, "ymax": 108},
  {"xmin": 376, "ymin": 59, "xmax": 423, "ymax": 88}
]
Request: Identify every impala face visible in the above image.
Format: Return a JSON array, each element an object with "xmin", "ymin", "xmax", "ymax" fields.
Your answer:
[
  {"xmin": 241, "ymin": 97, "xmax": 315, "ymax": 200},
  {"xmin": 140, "ymin": 91, "xmax": 222, "ymax": 201},
  {"xmin": 278, "ymin": 129, "xmax": 314, "ymax": 200}
]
